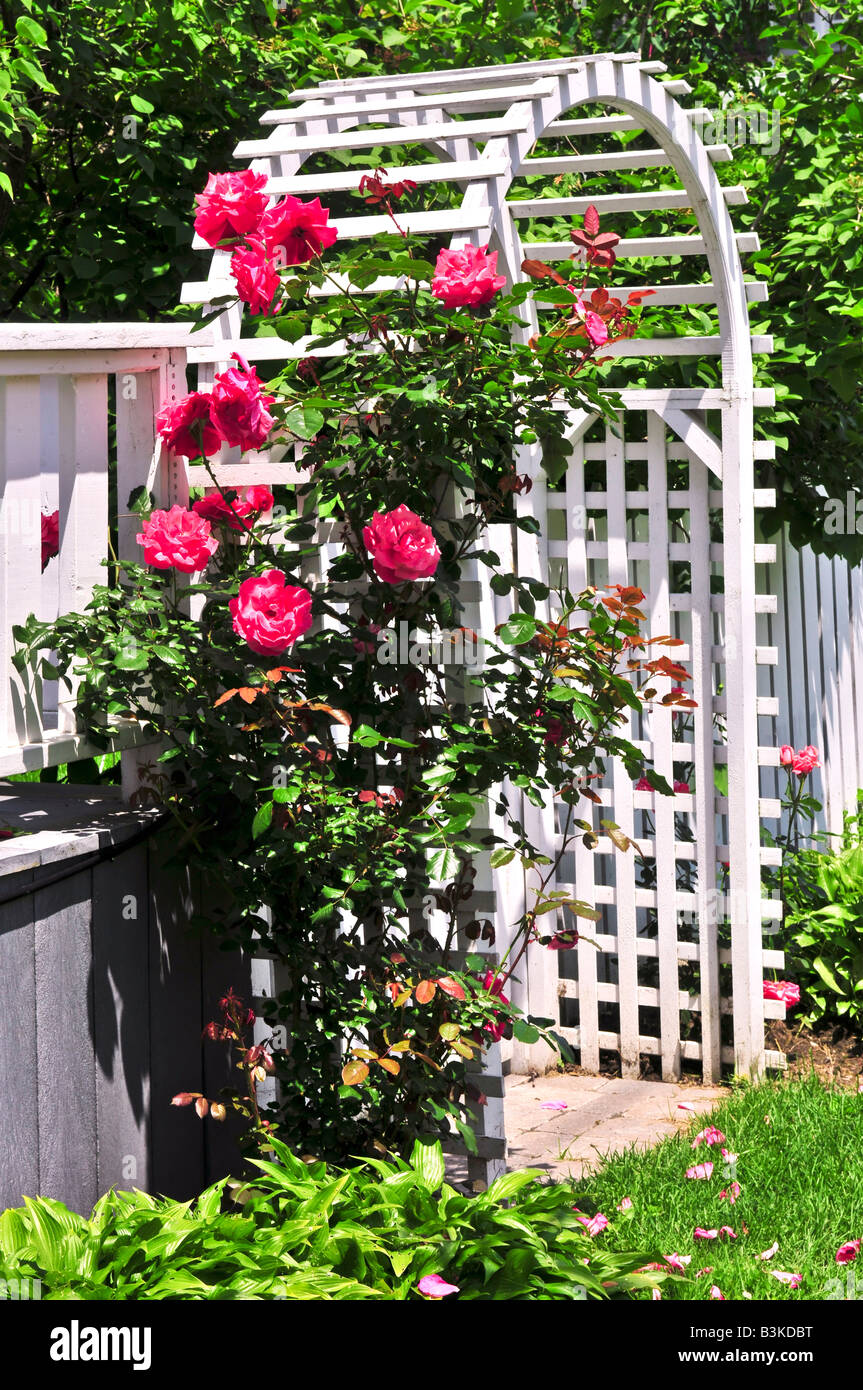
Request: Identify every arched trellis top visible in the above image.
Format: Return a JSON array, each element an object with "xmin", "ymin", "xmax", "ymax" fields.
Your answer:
[{"xmin": 181, "ymin": 51, "xmax": 773, "ymax": 489}]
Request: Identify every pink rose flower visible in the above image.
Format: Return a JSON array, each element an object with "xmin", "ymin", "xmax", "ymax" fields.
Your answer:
[
  {"xmin": 210, "ymin": 354, "xmax": 276, "ymax": 453},
  {"xmin": 229, "ymin": 570, "xmax": 312, "ymax": 657},
  {"xmin": 192, "ymin": 486, "xmax": 274, "ymax": 531},
  {"xmin": 691, "ymin": 1126, "xmax": 725, "ymax": 1148},
  {"xmin": 573, "ymin": 295, "xmax": 609, "ymax": 347},
  {"xmin": 792, "ymin": 744, "xmax": 819, "ymax": 776},
  {"xmin": 417, "ymin": 1273, "xmax": 459, "ymax": 1299},
  {"xmin": 41, "ymin": 509, "xmax": 60, "ymax": 570},
  {"xmin": 136, "ymin": 505, "xmax": 219, "ymax": 573},
  {"xmin": 779, "ymin": 745, "xmax": 794, "ymax": 766},
  {"xmin": 156, "ymin": 392, "xmax": 222, "ymax": 460},
  {"xmin": 479, "ymin": 967, "xmax": 509, "ymax": 1042},
  {"xmin": 231, "ymin": 237, "xmax": 282, "ymax": 315},
  {"xmin": 685, "ymin": 1162, "xmax": 714, "ymax": 1180},
  {"xmin": 194, "ymin": 170, "xmax": 270, "ymax": 248},
  {"xmin": 258, "ymin": 195, "xmax": 338, "ymax": 265},
  {"xmin": 363, "ymin": 505, "xmax": 441, "ymax": 584},
  {"xmin": 836, "ymin": 1240, "xmax": 861, "ymax": 1265},
  {"xmin": 431, "ymin": 244, "xmax": 506, "ymax": 308},
  {"xmin": 763, "ymin": 979, "xmax": 800, "ymax": 1007}
]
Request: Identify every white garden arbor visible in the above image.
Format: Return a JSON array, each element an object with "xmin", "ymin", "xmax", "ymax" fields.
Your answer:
[{"xmin": 178, "ymin": 50, "xmax": 784, "ymax": 1092}]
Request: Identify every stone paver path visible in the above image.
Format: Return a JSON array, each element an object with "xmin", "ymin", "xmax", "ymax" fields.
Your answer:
[{"xmin": 504, "ymin": 1072, "xmax": 727, "ymax": 1180}]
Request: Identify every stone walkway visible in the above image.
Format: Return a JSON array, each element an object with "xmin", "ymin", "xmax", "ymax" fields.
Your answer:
[{"xmin": 503, "ymin": 1072, "xmax": 727, "ymax": 1181}]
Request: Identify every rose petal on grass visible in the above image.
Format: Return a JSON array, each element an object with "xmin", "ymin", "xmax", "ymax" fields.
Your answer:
[
  {"xmin": 709, "ymin": 1285, "xmax": 725, "ymax": 1300},
  {"xmin": 771, "ymin": 1271, "xmax": 802, "ymax": 1288},
  {"xmin": 836, "ymin": 1240, "xmax": 861, "ymax": 1265},
  {"xmin": 664, "ymin": 1254, "xmax": 691, "ymax": 1272},
  {"xmin": 759, "ymin": 1242, "xmax": 779, "ymax": 1261},
  {"xmin": 686, "ymin": 1162, "xmax": 714, "ymax": 1180},
  {"xmin": 617, "ymin": 1196, "xmax": 633, "ymax": 1212}
]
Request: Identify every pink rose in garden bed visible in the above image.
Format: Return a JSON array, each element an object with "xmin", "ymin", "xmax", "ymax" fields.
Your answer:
[
  {"xmin": 836, "ymin": 1240, "xmax": 861, "ymax": 1265},
  {"xmin": 193, "ymin": 486, "xmax": 274, "ymax": 531},
  {"xmin": 570, "ymin": 292, "xmax": 609, "ymax": 347},
  {"xmin": 41, "ymin": 509, "xmax": 59, "ymax": 570},
  {"xmin": 156, "ymin": 391, "xmax": 222, "ymax": 460},
  {"xmin": 258, "ymin": 195, "xmax": 338, "ymax": 265},
  {"xmin": 431, "ymin": 244, "xmax": 506, "ymax": 308},
  {"xmin": 763, "ymin": 979, "xmax": 800, "ymax": 1008},
  {"xmin": 780, "ymin": 743, "xmax": 819, "ymax": 775},
  {"xmin": 210, "ymin": 355, "xmax": 276, "ymax": 453},
  {"xmin": 363, "ymin": 505, "xmax": 441, "ymax": 584},
  {"xmin": 194, "ymin": 170, "xmax": 270, "ymax": 248},
  {"xmin": 231, "ymin": 237, "xmax": 282, "ymax": 315},
  {"xmin": 229, "ymin": 570, "xmax": 312, "ymax": 657},
  {"xmin": 478, "ymin": 967, "xmax": 509, "ymax": 1042},
  {"xmin": 136, "ymin": 506, "xmax": 219, "ymax": 573}
]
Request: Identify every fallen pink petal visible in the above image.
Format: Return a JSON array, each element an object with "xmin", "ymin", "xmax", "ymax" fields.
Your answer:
[
  {"xmin": 617, "ymin": 1196, "xmax": 633, "ymax": 1212},
  {"xmin": 685, "ymin": 1162, "xmax": 714, "ymax": 1180},
  {"xmin": 691, "ymin": 1126, "xmax": 725, "ymax": 1148},
  {"xmin": 417, "ymin": 1273, "xmax": 460, "ymax": 1299},
  {"xmin": 663, "ymin": 1253, "xmax": 691, "ymax": 1272},
  {"xmin": 539, "ymin": 1100, "xmax": 568, "ymax": 1111},
  {"xmin": 694, "ymin": 1228, "xmax": 718, "ymax": 1240},
  {"xmin": 695, "ymin": 1267, "xmax": 714, "ymax": 1277},
  {"xmin": 771, "ymin": 1271, "xmax": 802, "ymax": 1288},
  {"xmin": 576, "ymin": 1213, "xmax": 609, "ymax": 1237},
  {"xmin": 709, "ymin": 1285, "xmax": 725, "ymax": 1300},
  {"xmin": 759, "ymin": 1242, "xmax": 779, "ymax": 1261},
  {"xmin": 720, "ymin": 1182, "xmax": 741, "ymax": 1204},
  {"xmin": 651, "ymin": 1287, "xmax": 662, "ymax": 1301},
  {"xmin": 677, "ymin": 1102, "xmax": 696, "ymax": 1113}
]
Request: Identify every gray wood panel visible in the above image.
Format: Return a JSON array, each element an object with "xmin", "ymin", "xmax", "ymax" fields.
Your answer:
[
  {"xmin": 147, "ymin": 833, "xmax": 205, "ymax": 1200},
  {"xmin": 34, "ymin": 870, "xmax": 97, "ymax": 1214},
  {"xmin": 0, "ymin": 887, "xmax": 39, "ymax": 1208},
  {"xmin": 93, "ymin": 840, "xmax": 151, "ymax": 1195}
]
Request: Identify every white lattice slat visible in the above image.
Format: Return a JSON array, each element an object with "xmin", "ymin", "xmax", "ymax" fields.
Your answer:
[
  {"xmin": 523, "ymin": 232, "xmax": 760, "ymax": 260},
  {"xmin": 522, "ymin": 145, "xmax": 733, "ymax": 176},
  {"xmin": 265, "ymin": 155, "xmax": 510, "ymax": 195},
  {"xmin": 0, "ymin": 376, "xmax": 44, "ymax": 748}
]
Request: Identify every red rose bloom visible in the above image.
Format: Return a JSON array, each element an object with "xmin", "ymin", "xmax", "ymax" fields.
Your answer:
[
  {"xmin": 136, "ymin": 506, "xmax": 219, "ymax": 573},
  {"xmin": 156, "ymin": 391, "xmax": 222, "ymax": 460},
  {"xmin": 194, "ymin": 170, "xmax": 270, "ymax": 248},
  {"xmin": 431, "ymin": 244, "xmax": 506, "ymax": 308},
  {"xmin": 230, "ymin": 237, "xmax": 282, "ymax": 315},
  {"xmin": 229, "ymin": 570, "xmax": 312, "ymax": 656},
  {"xmin": 192, "ymin": 485, "xmax": 274, "ymax": 531},
  {"xmin": 362, "ymin": 505, "xmax": 441, "ymax": 584},
  {"xmin": 763, "ymin": 979, "xmax": 801, "ymax": 1008},
  {"xmin": 41, "ymin": 509, "xmax": 60, "ymax": 570},
  {"xmin": 210, "ymin": 354, "xmax": 276, "ymax": 453},
  {"xmin": 258, "ymin": 195, "xmax": 338, "ymax": 266}
]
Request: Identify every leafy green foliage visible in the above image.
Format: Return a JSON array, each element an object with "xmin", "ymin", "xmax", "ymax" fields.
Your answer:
[
  {"xmin": 780, "ymin": 797, "xmax": 863, "ymax": 1027},
  {"xmin": 0, "ymin": 1138, "xmax": 661, "ymax": 1300}
]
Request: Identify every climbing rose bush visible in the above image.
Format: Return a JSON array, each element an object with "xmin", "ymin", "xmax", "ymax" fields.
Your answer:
[{"xmin": 24, "ymin": 180, "xmax": 685, "ymax": 1163}]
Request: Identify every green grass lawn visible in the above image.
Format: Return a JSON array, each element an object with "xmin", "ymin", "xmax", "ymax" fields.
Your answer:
[{"xmin": 569, "ymin": 1075, "xmax": 863, "ymax": 1300}]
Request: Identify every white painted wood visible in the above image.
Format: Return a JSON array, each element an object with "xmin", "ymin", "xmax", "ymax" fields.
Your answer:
[
  {"xmin": 234, "ymin": 112, "xmax": 534, "ymax": 159},
  {"xmin": 56, "ymin": 376, "xmax": 109, "ymax": 735},
  {"xmin": 523, "ymin": 232, "xmax": 760, "ymax": 260},
  {"xmin": 0, "ymin": 324, "xmax": 211, "ymax": 352},
  {"xmin": 261, "ymin": 79, "xmax": 559, "ymax": 123},
  {"xmin": 507, "ymin": 186, "xmax": 748, "ymax": 216},
  {"xmin": 0, "ymin": 376, "xmax": 45, "ymax": 748},
  {"xmin": 646, "ymin": 413, "xmax": 680, "ymax": 1081},
  {"xmin": 542, "ymin": 108, "xmax": 712, "ymax": 136},
  {"xmin": 265, "ymin": 156, "xmax": 510, "ymax": 195},
  {"xmin": 522, "ymin": 145, "xmax": 732, "ymax": 176}
]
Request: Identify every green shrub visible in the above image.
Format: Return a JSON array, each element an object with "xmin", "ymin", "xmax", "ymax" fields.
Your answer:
[{"xmin": 0, "ymin": 1140, "xmax": 661, "ymax": 1301}]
